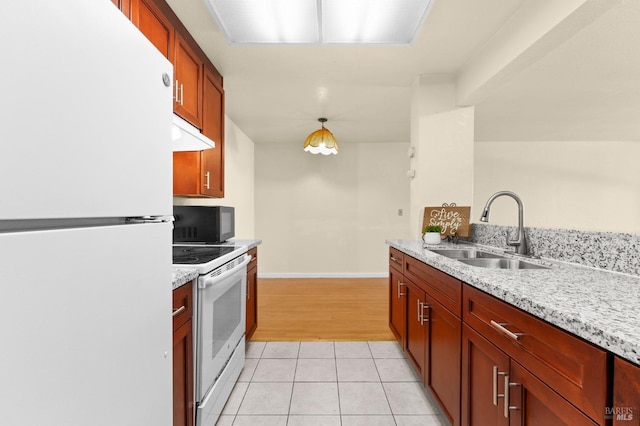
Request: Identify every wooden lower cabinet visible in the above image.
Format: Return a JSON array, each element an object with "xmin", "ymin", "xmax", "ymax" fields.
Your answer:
[
  {"xmin": 509, "ymin": 360, "xmax": 597, "ymax": 425},
  {"xmin": 388, "ymin": 248, "xmax": 406, "ymax": 347},
  {"xmin": 388, "ymin": 266, "xmax": 406, "ymax": 346},
  {"xmin": 405, "ymin": 279, "xmax": 427, "ymax": 380},
  {"xmin": 388, "ymin": 247, "xmax": 613, "ymax": 426},
  {"xmin": 173, "ymin": 283, "xmax": 194, "ymax": 426},
  {"xmin": 391, "ymin": 250, "xmax": 462, "ymax": 426},
  {"xmin": 246, "ymin": 247, "xmax": 258, "ymax": 340},
  {"xmin": 426, "ymin": 295, "xmax": 461, "ymax": 426},
  {"xmin": 462, "ymin": 324, "xmax": 510, "ymax": 425},
  {"xmin": 613, "ymin": 357, "xmax": 640, "ymax": 425},
  {"xmin": 462, "ymin": 324, "xmax": 596, "ymax": 425},
  {"xmin": 463, "ymin": 284, "xmax": 607, "ymax": 423}
]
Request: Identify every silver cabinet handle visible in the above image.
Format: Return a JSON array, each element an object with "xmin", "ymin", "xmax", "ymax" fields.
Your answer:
[
  {"xmin": 492, "ymin": 365, "xmax": 507, "ymax": 405},
  {"xmin": 174, "ymin": 80, "xmax": 184, "ymax": 105},
  {"xmin": 204, "ymin": 171, "xmax": 210, "ymax": 189},
  {"xmin": 390, "ymin": 256, "xmax": 401, "ymax": 264},
  {"xmin": 503, "ymin": 376, "xmax": 520, "ymax": 417},
  {"xmin": 174, "ymin": 79, "xmax": 179, "ymax": 102},
  {"xmin": 504, "ymin": 375, "xmax": 510, "ymax": 418},
  {"xmin": 172, "ymin": 305, "xmax": 186, "ymax": 317},
  {"xmin": 417, "ymin": 300, "xmax": 423, "ymax": 323},
  {"xmin": 505, "ymin": 376, "xmax": 519, "ymax": 417},
  {"xmin": 397, "ymin": 281, "xmax": 406, "ymax": 298},
  {"xmin": 420, "ymin": 303, "xmax": 430, "ymax": 325},
  {"xmin": 490, "ymin": 320, "xmax": 523, "ymax": 341}
]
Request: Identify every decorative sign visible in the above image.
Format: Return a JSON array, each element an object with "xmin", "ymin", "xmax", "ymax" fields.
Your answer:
[{"xmin": 422, "ymin": 203, "xmax": 471, "ymax": 237}]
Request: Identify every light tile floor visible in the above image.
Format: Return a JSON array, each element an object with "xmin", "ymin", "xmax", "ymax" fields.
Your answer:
[{"xmin": 216, "ymin": 341, "xmax": 448, "ymax": 426}]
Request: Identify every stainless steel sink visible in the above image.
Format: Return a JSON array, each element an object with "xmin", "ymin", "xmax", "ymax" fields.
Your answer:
[
  {"xmin": 458, "ymin": 258, "xmax": 551, "ymax": 270},
  {"xmin": 429, "ymin": 249, "xmax": 505, "ymax": 259}
]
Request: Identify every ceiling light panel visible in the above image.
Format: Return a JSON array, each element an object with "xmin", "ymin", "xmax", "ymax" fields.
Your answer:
[
  {"xmin": 206, "ymin": 0, "xmax": 434, "ymax": 45},
  {"xmin": 322, "ymin": 0, "xmax": 433, "ymax": 44},
  {"xmin": 206, "ymin": 0, "xmax": 319, "ymax": 44}
]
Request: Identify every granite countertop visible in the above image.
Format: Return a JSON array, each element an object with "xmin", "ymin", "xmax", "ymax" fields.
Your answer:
[
  {"xmin": 172, "ymin": 268, "xmax": 199, "ymax": 290},
  {"xmin": 171, "ymin": 239, "xmax": 262, "ymax": 290},
  {"xmin": 386, "ymin": 239, "xmax": 640, "ymax": 366}
]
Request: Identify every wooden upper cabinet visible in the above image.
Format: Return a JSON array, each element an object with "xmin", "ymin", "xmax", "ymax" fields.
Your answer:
[
  {"xmin": 111, "ymin": 0, "xmax": 132, "ymax": 19},
  {"xmin": 117, "ymin": 0, "xmax": 226, "ymax": 198},
  {"xmin": 174, "ymin": 33, "xmax": 203, "ymax": 128},
  {"xmin": 201, "ymin": 67, "xmax": 225, "ymax": 197},
  {"xmin": 130, "ymin": 0, "xmax": 173, "ymax": 60}
]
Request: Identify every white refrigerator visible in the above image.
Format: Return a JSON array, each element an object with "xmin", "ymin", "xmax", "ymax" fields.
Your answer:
[{"xmin": 1, "ymin": 1, "xmax": 174, "ymax": 425}]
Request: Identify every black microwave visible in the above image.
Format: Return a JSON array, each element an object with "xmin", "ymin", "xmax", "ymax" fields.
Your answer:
[{"xmin": 173, "ymin": 206, "xmax": 235, "ymax": 243}]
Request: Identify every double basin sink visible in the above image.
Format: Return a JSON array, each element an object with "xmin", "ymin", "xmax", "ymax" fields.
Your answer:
[{"xmin": 428, "ymin": 248, "xmax": 551, "ymax": 270}]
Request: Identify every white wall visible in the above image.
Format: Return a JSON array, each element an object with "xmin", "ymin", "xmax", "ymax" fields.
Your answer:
[
  {"xmin": 409, "ymin": 75, "xmax": 475, "ymax": 236},
  {"xmin": 474, "ymin": 140, "xmax": 640, "ymax": 233},
  {"xmin": 174, "ymin": 115, "xmax": 255, "ymax": 238},
  {"xmin": 255, "ymin": 142, "xmax": 411, "ymax": 277}
]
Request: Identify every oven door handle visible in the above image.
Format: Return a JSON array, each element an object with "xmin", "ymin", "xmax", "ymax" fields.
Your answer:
[{"xmin": 199, "ymin": 254, "xmax": 252, "ymax": 289}]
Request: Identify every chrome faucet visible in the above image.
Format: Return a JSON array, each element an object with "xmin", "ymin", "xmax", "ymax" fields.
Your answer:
[{"xmin": 479, "ymin": 191, "xmax": 528, "ymax": 255}]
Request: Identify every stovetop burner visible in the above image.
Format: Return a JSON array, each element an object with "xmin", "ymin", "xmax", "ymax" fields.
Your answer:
[{"xmin": 172, "ymin": 245, "xmax": 237, "ymax": 265}]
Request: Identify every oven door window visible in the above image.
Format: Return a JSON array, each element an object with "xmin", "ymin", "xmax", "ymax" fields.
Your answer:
[{"xmin": 211, "ymin": 284, "xmax": 241, "ymax": 355}]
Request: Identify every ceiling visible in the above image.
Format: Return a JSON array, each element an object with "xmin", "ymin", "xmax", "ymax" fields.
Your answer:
[{"xmin": 166, "ymin": 0, "xmax": 640, "ymax": 145}]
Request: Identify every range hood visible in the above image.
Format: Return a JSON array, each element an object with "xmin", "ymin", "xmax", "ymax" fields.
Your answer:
[{"xmin": 172, "ymin": 114, "xmax": 215, "ymax": 151}]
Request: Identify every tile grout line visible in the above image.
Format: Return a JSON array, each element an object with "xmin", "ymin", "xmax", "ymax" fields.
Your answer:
[{"xmin": 368, "ymin": 341, "xmax": 400, "ymax": 426}]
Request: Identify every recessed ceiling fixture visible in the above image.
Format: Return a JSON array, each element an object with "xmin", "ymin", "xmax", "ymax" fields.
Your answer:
[
  {"xmin": 205, "ymin": 0, "xmax": 435, "ymax": 45},
  {"xmin": 304, "ymin": 118, "xmax": 338, "ymax": 155}
]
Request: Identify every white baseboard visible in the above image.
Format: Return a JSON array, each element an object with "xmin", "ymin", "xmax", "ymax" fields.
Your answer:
[{"xmin": 258, "ymin": 272, "xmax": 388, "ymax": 279}]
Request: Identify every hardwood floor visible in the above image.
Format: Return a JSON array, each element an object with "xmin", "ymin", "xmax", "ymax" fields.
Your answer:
[{"xmin": 249, "ymin": 277, "xmax": 395, "ymax": 341}]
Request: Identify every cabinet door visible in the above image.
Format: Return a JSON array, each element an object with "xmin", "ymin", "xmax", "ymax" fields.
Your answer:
[
  {"xmin": 131, "ymin": 0, "xmax": 173, "ymax": 60},
  {"xmin": 427, "ymin": 297, "xmax": 461, "ymax": 426},
  {"xmin": 111, "ymin": 0, "xmax": 132, "ymax": 18},
  {"xmin": 405, "ymin": 279, "xmax": 428, "ymax": 381},
  {"xmin": 508, "ymin": 361, "xmax": 597, "ymax": 425},
  {"xmin": 246, "ymin": 248, "xmax": 258, "ymax": 339},
  {"xmin": 388, "ymin": 267, "xmax": 406, "ymax": 347},
  {"xmin": 462, "ymin": 324, "xmax": 510, "ymax": 426},
  {"xmin": 201, "ymin": 67, "xmax": 225, "ymax": 197},
  {"xmin": 612, "ymin": 357, "xmax": 640, "ymax": 425},
  {"xmin": 174, "ymin": 33, "xmax": 203, "ymax": 127},
  {"xmin": 172, "ymin": 151, "xmax": 203, "ymax": 196},
  {"xmin": 173, "ymin": 318, "xmax": 194, "ymax": 426}
]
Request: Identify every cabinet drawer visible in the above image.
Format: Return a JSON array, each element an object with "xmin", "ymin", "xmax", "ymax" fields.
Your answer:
[
  {"xmin": 389, "ymin": 247, "xmax": 404, "ymax": 273},
  {"xmin": 172, "ymin": 281, "xmax": 193, "ymax": 330},
  {"xmin": 404, "ymin": 255, "xmax": 461, "ymax": 317},
  {"xmin": 463, "ymin": 284, "xmax": 607, "ymax": 423}
]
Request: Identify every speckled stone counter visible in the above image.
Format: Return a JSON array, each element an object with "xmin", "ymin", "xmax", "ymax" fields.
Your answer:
[
  {"xmin": 386, "ymin": 239, "xmax": 640, "ymax": 365},
  {"xmin": 172, "ymin": 268, "xmax": 199, "ymax": 290},
  {"xmin": 226, "ymin": 239, "xmax": 262, "ymax": 250}
]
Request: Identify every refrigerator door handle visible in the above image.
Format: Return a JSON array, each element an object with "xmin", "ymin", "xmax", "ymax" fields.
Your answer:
[{"xmin": 125, "ymin": 215, "xmax": 175, "ymax": 224}]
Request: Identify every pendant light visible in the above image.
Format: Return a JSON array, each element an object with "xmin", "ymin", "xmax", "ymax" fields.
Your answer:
[{"xmin": 303, "ymin": 118, "xmax": 339, "ymax": 155}]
